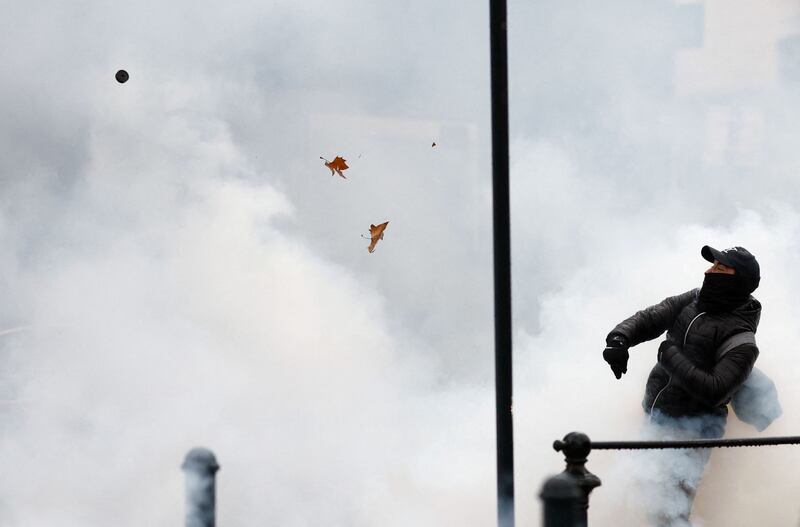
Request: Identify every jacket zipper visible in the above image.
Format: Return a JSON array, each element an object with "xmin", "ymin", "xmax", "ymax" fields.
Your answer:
[{"xmin": 649, "ymin": 311, "xmax": 706, "ymax": 418}]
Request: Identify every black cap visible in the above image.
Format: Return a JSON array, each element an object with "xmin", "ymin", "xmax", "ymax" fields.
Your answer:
[{"xmin": 701, "ymin": 245, "xmax": 760, "ymax": 279}]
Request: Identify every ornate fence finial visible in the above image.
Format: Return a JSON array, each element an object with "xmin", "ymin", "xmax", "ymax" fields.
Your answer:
[{"xmin": 553, "ymin": 432, "xmax": 601, "ymax": 526}]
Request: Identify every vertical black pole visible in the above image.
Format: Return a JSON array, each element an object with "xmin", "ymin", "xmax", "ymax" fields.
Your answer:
[{"xmin": 489, "ymin": 0, "xmax": 514, "ymax": 526}]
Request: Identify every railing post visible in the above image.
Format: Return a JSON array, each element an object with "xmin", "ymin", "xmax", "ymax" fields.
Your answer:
[
  {"xmin": 553, "ymin": 432, "xmax": 601, "ymax": 526},
  {"xmin": 540, "ymin": 472, "xmax": 582, "ymax": 527},
  {"xmin": 182, "ymin": 447, "xmax": 220, "ymax": 527},
  {"xmin": 549, "ymin": 432, "xmax": 800, "ymax": 526}
]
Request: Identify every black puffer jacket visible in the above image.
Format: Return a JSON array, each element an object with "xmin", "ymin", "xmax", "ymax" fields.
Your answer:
[{"xmin": 608, "ymin": 289, "xmax": 761, "ymax": 418}]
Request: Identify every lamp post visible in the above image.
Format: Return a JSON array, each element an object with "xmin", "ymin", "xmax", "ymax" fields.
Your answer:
[{"xmin": 489, "ymin": 0, "xmax": 514, "ymax": 525}]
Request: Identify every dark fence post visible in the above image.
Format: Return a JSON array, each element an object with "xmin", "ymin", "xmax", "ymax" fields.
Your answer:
[
  {"xmin": 540, "ymin": 472, "xmax": 582, "ymax": 527},
  {"xmin": 552, "ymin": 432, "xmax": 601, "ymax": 526},
  {"xmin": 182, "ymin": 447, "xmax": 220, "ymax": 527}
]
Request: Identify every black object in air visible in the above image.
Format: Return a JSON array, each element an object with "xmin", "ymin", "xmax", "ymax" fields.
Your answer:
[{"xmin": 115, "ymin": 70, "xmax": 129, "ymax": 83}]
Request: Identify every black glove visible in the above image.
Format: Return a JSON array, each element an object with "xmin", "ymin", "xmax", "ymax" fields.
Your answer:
[{"xmin": 603, "ymin": 334, "xmax": 629, "ymax": 380}]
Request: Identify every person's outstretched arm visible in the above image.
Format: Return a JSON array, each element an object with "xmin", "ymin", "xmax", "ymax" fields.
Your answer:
[
  {"xmin": 607, "ymin": 289, "xmax": 697, "ymax": 347},
  {"xmin": 602, "ymin": 289, "xmax": 697, "ymax": 380}
]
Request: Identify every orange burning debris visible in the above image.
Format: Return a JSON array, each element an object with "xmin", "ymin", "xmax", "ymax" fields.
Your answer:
[{"xmin": 320, "ymin": 156, "xmax": 349, "ymax": 179}]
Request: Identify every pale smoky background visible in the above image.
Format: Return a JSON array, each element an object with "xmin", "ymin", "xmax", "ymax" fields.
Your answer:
[{"xmin": 1, "ymin": 0, "xmax": 800, "ymax": 525}]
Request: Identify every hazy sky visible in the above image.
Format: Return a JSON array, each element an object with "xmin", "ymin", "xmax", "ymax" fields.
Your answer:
[{"xmin": 2, "ymin": 0, "xmax": 800, "ymax": 525}]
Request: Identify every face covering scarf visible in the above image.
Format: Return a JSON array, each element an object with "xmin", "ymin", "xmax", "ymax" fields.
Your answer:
[{"xmin": 697, "ymin": 273, "xmax": 753, "ymax": 313}]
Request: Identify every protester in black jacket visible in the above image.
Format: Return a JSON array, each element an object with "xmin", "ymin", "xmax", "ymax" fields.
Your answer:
[{"xmin": 602, "ymin": 245, "xmax": 761, "ymax": 526}]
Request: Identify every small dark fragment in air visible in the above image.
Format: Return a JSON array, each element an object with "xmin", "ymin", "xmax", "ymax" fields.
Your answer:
[{"xmin": 115, "ymin": 70, "xmax": 129, "ymax": 83}]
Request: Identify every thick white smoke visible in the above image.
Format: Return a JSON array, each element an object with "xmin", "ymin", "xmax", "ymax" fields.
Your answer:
[
  {"xmin": 3, "ymin": 1, "xmax": 800, "ymax": 526},
  {"xmin": 0, "ymin": 67, "xmax": 499, "ymax": 525}
]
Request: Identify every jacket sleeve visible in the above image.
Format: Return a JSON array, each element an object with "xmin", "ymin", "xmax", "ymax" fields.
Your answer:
[
  {"xmin": 659, "ymin": 343, "xmax": 759, "ymax": 407},
  {"xmin": 607, "ymin": 289, "xmax": 697, "ymax": 347}
]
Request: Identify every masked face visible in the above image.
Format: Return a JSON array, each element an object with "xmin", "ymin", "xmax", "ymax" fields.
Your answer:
[{"xmin": 697, "ymin": 268, "xmax": 756, "ymax": 313}]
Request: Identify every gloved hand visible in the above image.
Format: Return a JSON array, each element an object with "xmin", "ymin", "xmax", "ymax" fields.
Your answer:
[{"xmin": 603, "ymin": 334, "xmax": 629, "ymax": 380}]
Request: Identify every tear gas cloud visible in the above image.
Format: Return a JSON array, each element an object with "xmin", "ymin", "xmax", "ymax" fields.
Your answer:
[{"xmin": 2, "ymin": 0, "xmax": 800, "ymax": 526}]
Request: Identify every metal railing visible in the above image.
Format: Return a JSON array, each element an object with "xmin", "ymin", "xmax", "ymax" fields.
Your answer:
[{"xmin": 539, "ymin": 431, "xmax": 800, "ymax": 527}]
